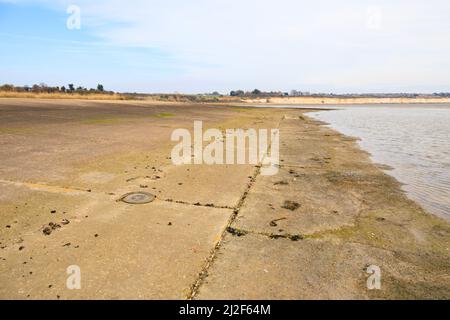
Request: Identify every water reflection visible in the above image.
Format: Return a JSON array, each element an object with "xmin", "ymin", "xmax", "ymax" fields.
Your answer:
[{"xmin": 308, "ymin": 104, "xmax": 450, "ymax": 220}]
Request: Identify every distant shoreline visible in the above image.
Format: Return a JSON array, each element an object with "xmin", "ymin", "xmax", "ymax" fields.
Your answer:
[
  {"xmin": 240, "ymin": 96, "xmax": 450, "ymax": 105},
  {"xmin": 1, "ymin": 92, "xmax": 450, "ymax": 105}
]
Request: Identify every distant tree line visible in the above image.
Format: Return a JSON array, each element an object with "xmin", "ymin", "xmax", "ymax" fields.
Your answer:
[
  {"xmin": 433, "ymin": 92, "xmax": 450, "ymax": 97},
  {"xmin": 229, "ymin": 89, "xmax": 450, "ymax": 98},
  {"xmin": 2, "ymin": 83, "xmax": 449, "ymax": 99},
  {"xmin": 230, "ymin": 89, "xmax": 289, "ymax": 97},
  {"xmin": 0, "ymin": 83, "xmax": 113, "ymax": 95}
]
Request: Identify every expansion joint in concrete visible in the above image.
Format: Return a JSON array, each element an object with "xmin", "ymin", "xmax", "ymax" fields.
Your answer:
[
  {"xmin": 226, "ymin": 226, "xmax": 304, "ymax": 242},
  {"xmin": 186, "ymin": 118, "xmax": 283, "ymax": 300},
  {"xmin": 160, "ymin": 198, "xmax": 234, "ymax": 210}
]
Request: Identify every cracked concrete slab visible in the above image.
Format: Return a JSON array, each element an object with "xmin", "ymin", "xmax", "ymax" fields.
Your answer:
[
  {"xmin": 0, "ymin": 185, "xmax": 231, "ymax": 299},
  {"xmin": 197, "ymin": 232, "xmax": 449, "ymax": 300},
  {"xmin": 233, "ymin": 117, "xmax": 369, "ymax": 236},
  {"xmin": 134, "ymin": 164, "xmax": 255, "ymax": 208},
  {"xmin": 233, "ymin": 168, "xmax": 361, "ymax": 236},
  {"xmin": 197, "ymin": 233, "xmax": 371, "ymax": 300}
]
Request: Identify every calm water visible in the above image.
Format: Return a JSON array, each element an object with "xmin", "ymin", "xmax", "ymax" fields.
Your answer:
[{"xmin": 307, "ymin": 104, "xmax": 450, "ymax": 220}]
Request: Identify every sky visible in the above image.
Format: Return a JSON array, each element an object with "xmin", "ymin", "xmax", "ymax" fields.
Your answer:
[{"xmin": 1, "ymin": 0, "xmax": 450, "ymax": 94}]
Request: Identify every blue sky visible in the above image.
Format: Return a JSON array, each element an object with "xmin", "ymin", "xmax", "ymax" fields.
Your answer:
[{"xmin": 1, "ymin": 0, "xmax": 450, "ymax": 93}]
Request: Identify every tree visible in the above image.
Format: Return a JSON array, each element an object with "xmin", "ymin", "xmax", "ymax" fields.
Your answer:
[
  {"xmin": 60, "ymin": 86, "xmax": 66, "ymax": 93},
  {"xmin": 32, "ymin": 84, "xmax": 41, "ymax": 93},
  {"xmin": 0, "ymin": 84, "xmax": 14, "ymax": 92},
  {"xmin": 76, "ymin": 86, "xmax": 86, "ymax": 93},
  {"xmin": 230, "ymin": 90, "xmax": 244, "ymax": 97},
  {"xmin": 68, "ymin": 84, "xmax": 75, "ymax": 92},
  {"xmin": 252, "ymin": 89, "xmax": 261, "ymax": 95},
  {"xmin": 97, "ymin": 84, "xmax": 104, "ymax": 92}
]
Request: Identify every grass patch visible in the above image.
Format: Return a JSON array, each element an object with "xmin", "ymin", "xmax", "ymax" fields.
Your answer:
[
  {"xmin": 81, "ymin": 118, "xmax": 122, "ymax": 125},
  {"xmin": 147, "ymin": 113, "xmax": 176, "ymax": 119},
  {"xmin": 81, "ymin": 113, "xmax": 175, "ymax": 125},
  {"xmin": 0, "ymin": 127, "xmax": 34, "ymax": 135},
  {"xmin": 230, "ymin": 107, "xmax": 250, "ymax": 112}
]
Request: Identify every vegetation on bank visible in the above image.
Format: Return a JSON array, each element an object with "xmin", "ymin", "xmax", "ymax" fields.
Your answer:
[
  {"xmin": 0, "ymin": 83, "xmax": 133, "ymax": 100},
  {"xmin": 230, "ymin": 88, "xmax": 450, "ymax": 98},
  {"xmin": 1, "ymin": 83, "xmax": 112, "ymax": 94},
  {"xmin": 0, "ymin": 83, "xmax": 233, "ymax": 101},
  {"xmin": 1, "ymin": 83, "xmax": 449, "ymax": 102}
]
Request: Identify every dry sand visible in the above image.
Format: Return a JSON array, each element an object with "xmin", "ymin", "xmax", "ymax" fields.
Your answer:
[{"xmin": 0, "ymin": 98, "xmax": 448, "ymax": 299}]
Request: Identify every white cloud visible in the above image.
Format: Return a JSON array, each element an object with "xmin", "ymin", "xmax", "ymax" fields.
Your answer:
[{"xmin": 3, "ymin": 0, "xmax": 450, "ymax": 92}]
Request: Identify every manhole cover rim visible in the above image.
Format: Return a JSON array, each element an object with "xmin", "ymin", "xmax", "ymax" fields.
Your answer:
[{"xmin": 119, "ymin": 192, "xmax": 156, "ymax": 204}]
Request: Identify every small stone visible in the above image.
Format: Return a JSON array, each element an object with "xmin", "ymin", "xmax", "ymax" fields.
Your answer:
[
  {"xmin": 49, "ymin": 222, "xmax": 61, "ymax": 229},
  {"xmin": 282, "ymin": 201, "xmax": 301, "ymax": 211},
  {"xmin": 227, "ymin": 227, "xmax": 247, "ymax": 237}
]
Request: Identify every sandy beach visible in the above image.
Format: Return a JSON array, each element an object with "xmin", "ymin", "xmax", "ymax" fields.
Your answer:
[{"xmin": 0, "ymin": 98, "xmax": 449, "ymax": 299}]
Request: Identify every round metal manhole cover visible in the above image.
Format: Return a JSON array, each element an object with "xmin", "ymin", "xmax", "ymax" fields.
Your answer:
[{"xmin": 120, "ymin": 192, "xmax": 155, "ymax": 204}]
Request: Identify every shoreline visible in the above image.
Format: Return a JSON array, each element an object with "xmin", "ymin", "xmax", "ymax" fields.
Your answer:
[
  {"xmin": 0, "ymin": 99, "xmax": 448, "ymax": 299},
  {"xmin": 241, "ymin": 96, "xmax": 450, "ymax": 105},
  {"xmin": 2, "ymin": 95, "xmax": 450, "ymax": 106},
  {"xmin": 307, "ymin": 107, "xmax": 450, "ymax": 221}
]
